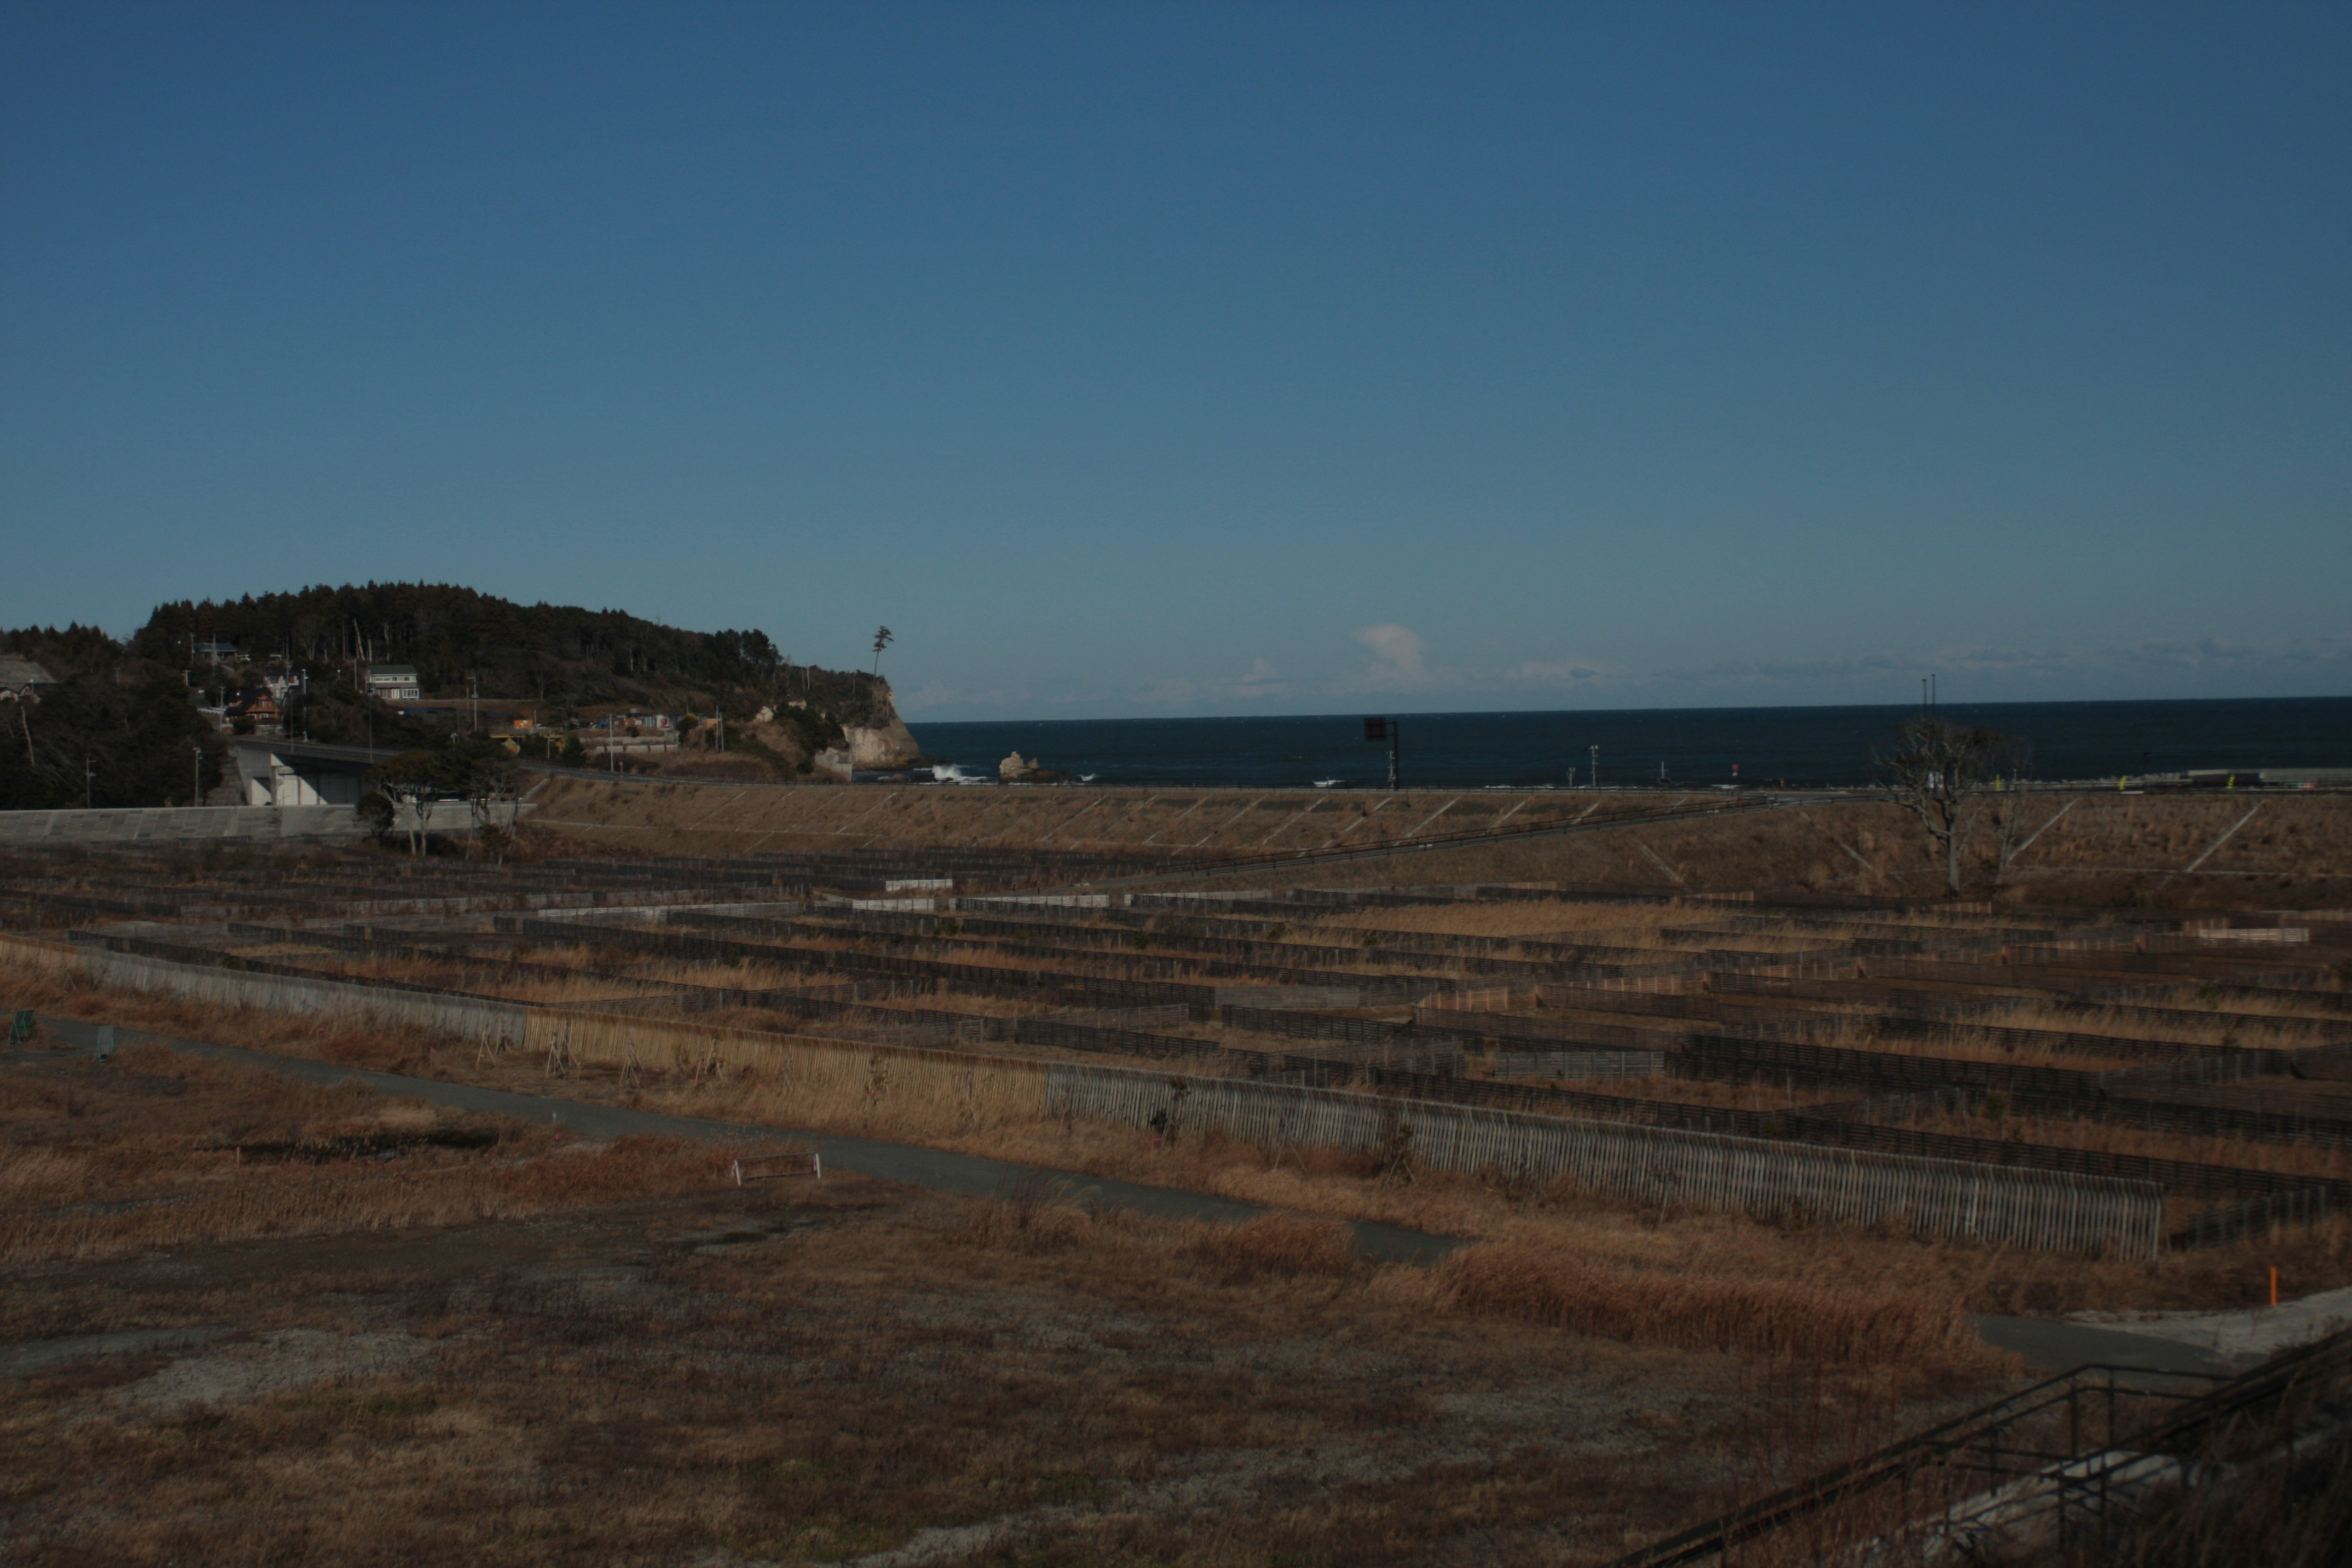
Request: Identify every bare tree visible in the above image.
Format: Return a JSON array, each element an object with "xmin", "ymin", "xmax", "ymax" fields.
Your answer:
[
  {"xmin": 1988, "ymin": 795, "xmax": 2072, "ymax": 892},
  {"xmin": 1875, "ymin": 718, "xmax": 2028, "ymax": 895},
  {"xmin": 0, "ymin": 690, "xmax": 31, "ymax": 767}
]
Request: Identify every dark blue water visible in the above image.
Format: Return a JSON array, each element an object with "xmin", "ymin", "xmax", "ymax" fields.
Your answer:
[{"xmin": 907, "ymin": 697, "xmax": 2352, "ymax": 790}]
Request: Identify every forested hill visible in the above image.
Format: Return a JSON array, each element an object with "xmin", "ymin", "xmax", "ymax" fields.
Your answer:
[
  {"xmin": 134, "ymin": 584, "xmax": 886, "ymax": 721},
  {"xmin": 0, "ymin": 586, "xmax": 892, "ymax": 808}
]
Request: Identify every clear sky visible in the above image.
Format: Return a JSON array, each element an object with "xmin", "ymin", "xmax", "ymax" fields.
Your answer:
[{"xmin": 3, "ymin": 2, "xmax": 2346, "ymax": 718}]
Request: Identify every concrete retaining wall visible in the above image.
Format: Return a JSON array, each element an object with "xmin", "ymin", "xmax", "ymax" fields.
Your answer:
[{"xmin": 0, "ymin": 800, "xmax": 518, "ymax": 846}]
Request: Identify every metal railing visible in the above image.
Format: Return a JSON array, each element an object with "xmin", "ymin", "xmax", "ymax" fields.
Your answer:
[{"xmin": 1608, "ymin": 1324, "xmax": 2352, "ymax": 1567}]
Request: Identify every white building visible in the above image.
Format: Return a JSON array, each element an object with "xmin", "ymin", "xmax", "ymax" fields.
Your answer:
[{"xmin": 364, "ymin": 663, "xmax": 421, "ymax": 701}]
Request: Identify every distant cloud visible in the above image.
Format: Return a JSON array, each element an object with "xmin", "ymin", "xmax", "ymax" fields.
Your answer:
[
  {"xmin": 1502, "ymin": 658, "xmax": 1604, "ymax": 687},
  {"xmin": 1127, "ymin": 657, "xmax": 1289, "ymax": 709},
  {"xmin": 1232, "ymin": 657, "xmax": 1284, "ymax": 698},
  {"xmin": 1352, "ymin": 623, "xmax": 1431, "ymax": 689},
  {"xmin": 892, "ymin": 680, "xmax": 963, "ymax": 712},
  {"xmin": 895, "ymin": 633, "xmax": 2352, "ymax": 721},
  {"xmin": 1643, "ymin": 635, "xmax": 2352, "ymax": 699}
]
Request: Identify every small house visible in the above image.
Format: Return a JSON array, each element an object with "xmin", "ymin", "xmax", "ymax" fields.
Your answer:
[
  {"xmin": 224, "ymin": 687, "xmax": 284, "ymax": 733},
  {"xmin": 0, "ymin": 655, "xmax": 58, "ymax": 698},
  {"xmin": 364, "ymin": 664, "xmax": 421, "ymax": 701}
]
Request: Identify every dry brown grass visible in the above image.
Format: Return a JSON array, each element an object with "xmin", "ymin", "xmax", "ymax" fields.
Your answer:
[
  {"xmin": 0, "ymin": 1041, "xmax": 740, "ymax": 1264},
  {"xmin": 1990, "ymin": 998, "xmax": 2350, "ymax": 1046},
  {"xmin": 0, "ymin": 1191, "xmax": 1779, "ymax": 1567},
  {"xmin": 18, "ymin": 951, "xmax": 2352, "ymax": 1323},
  {"xmin": 1894, "ymin": 1104, "xmax": 2352, "ymax": 1185},
  {"xmin": 1435, "ymin": 1240, "xmax": 1986, "ymax": 1368},
  {"xmin": 1315, "ymin": 899, "xmax": 1692, "ymax": 940}
]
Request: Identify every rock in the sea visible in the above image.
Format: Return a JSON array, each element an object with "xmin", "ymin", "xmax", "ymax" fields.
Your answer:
[{"xmin": 999, "ymin": 751, "xmax": 1072, "ymax": 783}]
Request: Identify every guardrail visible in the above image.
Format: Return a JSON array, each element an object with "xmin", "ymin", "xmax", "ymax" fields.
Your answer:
[{"xmin": 1606, "ymin": 1325, "xmax": 2352, "ymax": 1567}]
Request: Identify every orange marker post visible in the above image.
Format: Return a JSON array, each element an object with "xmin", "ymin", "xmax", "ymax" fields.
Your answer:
[{"xmin": 2270, "ymin": 1266, "xmax": 2280, "ymax": 1308}]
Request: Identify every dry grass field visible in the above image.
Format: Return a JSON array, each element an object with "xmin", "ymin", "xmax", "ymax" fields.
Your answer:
[
  {"xmin": 7, "ymin": 791, "xmax": 2352, "ymax": 1562},
  {"xmin": 0, "ymin": 1032, "xmax": 1950, "ymax": 1567},
  {"xmin": 511, "ymin": 775, "xmax": 2352, "ymax": 908}
]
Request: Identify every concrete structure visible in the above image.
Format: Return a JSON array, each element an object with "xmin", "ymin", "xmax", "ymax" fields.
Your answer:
[
  {"xmin": 0, "ymin": 799, "xmax": 515, "ymax": 846},
  {"xmin": 225, "ymin": 738, "xmax": 385, "ymax": 806}
]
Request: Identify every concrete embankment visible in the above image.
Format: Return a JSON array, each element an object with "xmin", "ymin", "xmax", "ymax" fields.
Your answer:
[{"xmin": 0, "ymin": 800, "xmax": 517, "ymax": 847}]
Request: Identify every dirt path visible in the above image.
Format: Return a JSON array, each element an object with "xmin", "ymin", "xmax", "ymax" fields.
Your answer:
[
  {"xmin": 16, "ymin": 1009, "xmax": 2313, "ymax": 1377},
  {"xmin": 20, "ymin": 1011, "xmax": 1460, "ymax": 1267}
]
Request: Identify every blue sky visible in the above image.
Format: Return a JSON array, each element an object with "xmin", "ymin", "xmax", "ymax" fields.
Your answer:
[{"xmin": 3, "ymin": 2, "xmax": 2346, "ymax": 718}]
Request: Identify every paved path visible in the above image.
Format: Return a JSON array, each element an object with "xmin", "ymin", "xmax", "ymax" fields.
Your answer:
[
  {"xmin": 1972, "ymin": 1313, "xmax": 2241, "ymax": 1378},
  {"xmin": 18, "ymin": 1013, "xmax": 1459, "ymax": 1267},
  {"xmin": 9, "ymin": 1011, "xmax": 2288, "ymax": 1368}
]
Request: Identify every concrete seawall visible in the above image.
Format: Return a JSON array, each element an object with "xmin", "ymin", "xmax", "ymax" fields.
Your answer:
[{"xmin": 0, "ymin": 800, "xmax": 518, "ymax": 846}]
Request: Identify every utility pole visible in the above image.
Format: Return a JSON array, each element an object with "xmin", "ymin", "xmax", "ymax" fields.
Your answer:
[
  {"xmin": 469, "ymin": 674, "xmax": 478, "ymax": 736},
  {"xmin": 1363, "ymin": 718, "xmax": 1400, "ymax": 790},
  {"xmin": 192, "ymin": 744, "xmax": 202, "ymax": 808},
  {"xmin": 1589, "ymin": 744, "xmax": 1600, "ymax": 788}
]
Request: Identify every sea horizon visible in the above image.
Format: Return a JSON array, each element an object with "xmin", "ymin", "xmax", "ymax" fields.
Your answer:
[{"xmin": 902, "ymin": 693, "xmax": 2352, "ymax": 791}]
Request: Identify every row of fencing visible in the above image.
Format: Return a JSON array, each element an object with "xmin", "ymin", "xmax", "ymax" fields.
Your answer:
[
  {"xmin": 680, "ymin": 904, "xmax": 2331, "ymax": 1077},
  {"xmin": 1047, "ymin": 1063, "xmax": 2164, "ymax": 1257},
  {"xmin": 564, "ymin": 912, "xmax": 2295, "ymax": 1123},
  {"xmin": 780, "ymin": 900, "xmax": 1849, "ymax": 981},
  {"xmin": 671, "ymin": 906, "xmax": 1469, "ymax": 995},
  {"xmin": 0, "ymin": 930, "xmax": 2169, "ymax": 1256},
  {"xmin": 110, "ymin": 912, "xmax": 2352, "ymax": 1194},
  {"xmin": 55, "ymin": 917, "xmax": 2352, "ymax": 1198},
  {"xmin": 27, "ymin": 915, "xmax": 2352, "ymax": 1193},
  {"xmin": 1490, "ymin": 1049, "xmax": 1665, "ymax": 1081},
  {"xmin": 1534, "ymin": 983, "xmax": 2272, "ymax": 1068},
  {"xmin": 1680, "ymin": 1033, "xmax": 2352, "ymax": 1150},
  {"xmin": 2170, "ymin": 1186, "xmax": 2335, "ymax": 1251},
  {"xmin": 1712, "ymin": 968, "xmax": 2352, "ymax": 1044},
  {"xmin": 1869, "ymin": 957, "xmax": 2352, "ymax": 1015}
]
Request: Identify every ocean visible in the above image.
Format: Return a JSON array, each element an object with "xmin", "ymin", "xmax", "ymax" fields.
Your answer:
[{"xmin": 904, "ymin": 696, "xmax": 2352, "ymax": 791}]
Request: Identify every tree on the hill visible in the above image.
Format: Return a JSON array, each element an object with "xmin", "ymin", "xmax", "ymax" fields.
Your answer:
[
  {"xmin": 1875, "ymin": 718, "xmax": 2029, "ymax": 895},
  {"xmin": 0, "ymin": 627, "xmax": 217, "ymax": 810},
  {"xmin": 363, "ymin": 737, "xmax": 517, "ymax": 855},
  {"xmin": 871, "ymin": 625, "xmax": 894, "ymax": 677}
]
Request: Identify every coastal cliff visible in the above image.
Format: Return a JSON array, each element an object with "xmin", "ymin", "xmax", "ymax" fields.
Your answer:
[{"xmin": 843, "ymin": 679, "xmax": 923, "ymax": 769}]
